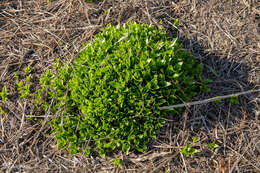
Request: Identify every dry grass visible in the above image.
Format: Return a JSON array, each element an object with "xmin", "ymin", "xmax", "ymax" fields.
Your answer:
[{"xmin": 0, "ymin": 0, "xmax": 259, "ymax": 172}]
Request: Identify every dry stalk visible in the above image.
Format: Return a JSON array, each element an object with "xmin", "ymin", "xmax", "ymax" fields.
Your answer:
[{"xmin": 160, "ymin": 89, "xmax": 260, "ymax": 110}]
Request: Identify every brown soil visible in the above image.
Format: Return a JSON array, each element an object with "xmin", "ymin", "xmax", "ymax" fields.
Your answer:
[{"xmin": 0, "ymin": 0, "xmax": 259, "ymax": 172}]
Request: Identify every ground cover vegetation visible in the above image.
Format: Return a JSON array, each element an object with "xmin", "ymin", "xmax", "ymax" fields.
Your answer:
[
  {"xmin": 31, "ymin": 22, "xmax": 209, "ymax": 157},
  {"xmin": 0, "ymin": 0, "xmax": 259, "ymax": 172}
]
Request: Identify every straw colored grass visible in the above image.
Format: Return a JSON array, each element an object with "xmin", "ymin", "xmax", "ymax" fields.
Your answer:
[{"xmin": 0, "ymin": 0, "xmax": 259, "ymax": 172}]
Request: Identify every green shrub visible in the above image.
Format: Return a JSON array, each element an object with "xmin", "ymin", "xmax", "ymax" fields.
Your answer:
[{"xmin": 35, "ymin": 22, "xmax": 208, "ymax": 157}]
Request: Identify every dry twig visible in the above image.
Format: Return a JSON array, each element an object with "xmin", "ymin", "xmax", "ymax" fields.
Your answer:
[{"xmin": 160, "ymin": 89, "xmax": 260, "ymax": 110}]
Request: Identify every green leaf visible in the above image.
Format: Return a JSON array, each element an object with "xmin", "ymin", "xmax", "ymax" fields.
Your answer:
[
  {"xmin": 1, "ymin": 86, "xmax": 7, "ymax": 104},
  {"xmin": 208, "ymin": 141, "xmax": 219, "ymax": 152},
  {"xmin": 110, "ymin": 81, "xmax": 121, "ymax": 89},
  {"xmin": 26, "ymin": 75, "xmax": 31, "ymax": 82},
  {"xmin": 192, "ymin": 137, "xmax": 200, "ymax": 143},
  {"xmin": 227, "ymin": 94, "xmax": 239, "ymax": 104},
  {"xmin": 112, "ymin": 158, "xmax": 123, "ymax": 167},
  {"xmin": 180, "ymin": 143, "xmax": 200, "ymax": 157},
  {"xmin": 173, "ymin": 18, "xmax": 179, "ymax": 27},
  {"xmin": 0, "ymin": 106, "xmax": 6, "ymax": 114},
  {"xmin": 122, "ymin": 142, "xmax": 130, "ymax": 154},
  {"xmin": 14, "ymin": 72, "xmax": 19, "ymax": 80},
  {"xmin": 24, "ymin": 65, "xmax": 32, "ymax": 74}
]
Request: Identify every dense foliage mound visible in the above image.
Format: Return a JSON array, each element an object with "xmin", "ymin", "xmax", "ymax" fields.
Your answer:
[{"xmin": 35, "ymin": 22, "xmax": 208, "ymax": 157}]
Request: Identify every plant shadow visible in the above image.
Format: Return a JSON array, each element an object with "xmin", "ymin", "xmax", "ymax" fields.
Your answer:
[
  {"xmin": 176, "ymin": 36, "xmax": 257, "ymax": 128},
  {"xmin": 145, "ymin": 26, "xmax": 259, "ymax": 164}
]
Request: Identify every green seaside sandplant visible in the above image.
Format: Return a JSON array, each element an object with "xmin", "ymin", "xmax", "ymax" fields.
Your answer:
[{"xmin": 31, "ymin": 22, "xmax": 209, "ymax": 157}]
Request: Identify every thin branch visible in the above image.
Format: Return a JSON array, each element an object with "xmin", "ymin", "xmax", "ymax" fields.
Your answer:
[{"xmin": 159, "ymin": 89, "xmax": 260, "ymax": 110}]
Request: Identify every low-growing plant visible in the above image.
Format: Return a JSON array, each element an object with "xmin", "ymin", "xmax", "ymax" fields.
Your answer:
[
  {"xmin": 208, "ymin": 141, "xmax": 219, "ymax": 152},
  {"xmin": 180, "ymin": 136, "xmax": 200, "ymax": 157},
  {"xmin": 17, "ymin": 81, "xmax": 31, "ymax": 99},
  {"xmin": 24, "ymin": 65, "xmax": 32, "ymax": 74},
  {"xmin": 14, "ymin": 72, "xmax": 19, "ymax": 80},
  {"xmin": 227, "ymin": 94, "xmax": 239, "ymax": 104},
  {"xmin": 34, "ymin": 22, "xmax": 209, "ymax": 157},
  {"xmin": 192, "ymin": 136, "xmax": 200, "ymax": 143},
  {"xmin": 0, "ymin": 106, "xmax": 6, "ymax": 115},
  {"xmin": 14, "ymin": 67, "xmax": 33, "ymax": 99},
  {"xmin": 112, "ymin": 158, "xmax": 123, "ymax": 167},
  {"xmin": 0, "ymin": 85, "xmax": 7, "ymax": 104},
  {"xmin": 180, "ymin": 143, "xmax": 200, "ymax": 157}
]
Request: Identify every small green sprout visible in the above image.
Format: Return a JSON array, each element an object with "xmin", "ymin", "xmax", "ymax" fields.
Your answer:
[
  {"xmin": 14, "ymin": 72, "xmax": 19, "ymax": 80},
  {"xmin": 214, "ymin": 99, "xmax": 222, "ymax": 103},
  {"xmin": 180, "ymin": 143, "xmax": 200, "ymax": 157},
  {"xmin": 192, "ymin": 137, "xmax": 200, "ymax": 143},
  {"xmin": 208, "ymin": 141, "xmax": 219, "ymax": 152},
  {"xmin": 160, "ymin": 20, "xmax": 164, "ymax": 25},
  {"xmin": 24, "ymin": 65, "xmax": 32, "ymax": 74},
  {"xmin": 112, "ymin": 158, "xmax": 122, "ymax": 167},
  {"xmin": 53, "ymin": 58, "xmax": 60, "ymax": 70},
  {"xmin": 227, "ymin": 94, "xmax": 239, "ymax": 104},
  {"xmin": 0, "ymin": 106, "xmax": 6, "ymax": 114},
  {"xmin": 17, "ymin": 82, "xmax": 31, "ymax": 99},
  {"xmin": 104, "ymin": 9, "xmax": 109, "ymax": 15},
  {"xmin": 26, "ymin": 75, "xmax": 31, "ymax": 82},
  {"xmin": 0, "ymin": 86, "xmax": 7, "ymax": 104},
  {"xmin": 174, "ymin": 18, "xmax": 179, "ymax": 27}
]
